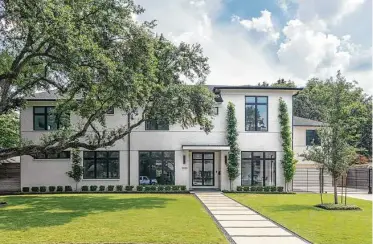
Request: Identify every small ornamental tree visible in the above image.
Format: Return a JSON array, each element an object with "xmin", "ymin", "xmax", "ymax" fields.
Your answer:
[
  {"xmin": 226, "ymin": 102, "xmax": 240, "ymax": 190},
  {"xmin": 278, "ymin": 98, "xmax": 297, "ymax": 191},
  {"xmin": 66, "ymin": 149, "xmax": 83, "ymax": 191}
]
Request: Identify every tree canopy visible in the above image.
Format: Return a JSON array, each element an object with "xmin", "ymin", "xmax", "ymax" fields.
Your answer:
[{"xmin": 0, "ymin": 0, "xmax": 215, "ymax": 160}]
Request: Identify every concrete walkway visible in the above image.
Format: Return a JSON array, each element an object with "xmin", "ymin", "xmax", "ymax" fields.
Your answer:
[{"xmin": 195, "ymin": 192, "xmax": 310, "ymax": 244}]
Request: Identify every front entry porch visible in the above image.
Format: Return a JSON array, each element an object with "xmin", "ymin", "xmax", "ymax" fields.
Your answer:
[{"xmin": 182, "ymin": 145, "xmax": 230, "ymax": 191}]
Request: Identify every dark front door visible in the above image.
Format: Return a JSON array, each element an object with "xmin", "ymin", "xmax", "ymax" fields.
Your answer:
[{"xmin": 192, "ymin": 152, "xmax": 214, "ymax": 186}]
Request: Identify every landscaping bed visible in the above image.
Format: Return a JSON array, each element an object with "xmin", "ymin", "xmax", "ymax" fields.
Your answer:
[
  {"xmin": 223, "ymin": 186, "xmax": 292, "ymax": 194},
  {"xmin": 226, "ymin": 193, "xmax": 372, "ymax": 244},
  {"xmin": 315, "ymin": 203, "xmax": 361, "ymax": 210},
  {"xmin": 0, "ymin": 194, "xmax": 227, "ymax": 244}
]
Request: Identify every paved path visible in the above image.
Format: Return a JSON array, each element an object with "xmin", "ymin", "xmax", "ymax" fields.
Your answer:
[
  {"xmin": 338, "ymin": 193, "xmax": 372, "ymax": 201},
  {"xmin": 195, "ymin": 192, "xmax": 309, "ymax": 244}
]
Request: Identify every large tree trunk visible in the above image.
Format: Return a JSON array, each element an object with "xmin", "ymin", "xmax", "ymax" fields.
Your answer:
[{"xmin": 333, "ymin": 176, "xmax": 338, "ymax": 204}]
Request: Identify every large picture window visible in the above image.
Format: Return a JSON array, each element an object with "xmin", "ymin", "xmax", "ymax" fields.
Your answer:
[
  {"xmin": 83, "ymin": 151, "xmax": 119, "ymax": 179},
  {"xmin": 33, "ymin": 106, "xmax": 69, "ymax": 131},
  {"xmin": 145, "ymin": 120, "xmax": 169, "ymax": 130},
  {"xmin": 306, "ymin": 130, "xmax": 320, "ymax": 146},
  {"xmin": 241, "ymin": 151, "xmax": 276, "ymax": 186},
  {"xmin": 245, "ymin": 96, "xmax": 268, "ymax": 131},
  {"xmin": 139, "ymin": 151, "xmax": 175, "ymax": 185}
]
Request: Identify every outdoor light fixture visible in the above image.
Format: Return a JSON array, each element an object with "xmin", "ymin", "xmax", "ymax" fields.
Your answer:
[
  {"xmin": 224, "ymin": 155, "xmax": 227, "ymax": 165},
  {"xmin": 183, "ymin": 155, "xmax": 186, "ymax": 164}
]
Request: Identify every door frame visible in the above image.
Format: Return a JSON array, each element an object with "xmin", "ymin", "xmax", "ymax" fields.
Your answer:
[{"xmin": 192, "ymin": 152, "xmax": 215, "ymax": 186}]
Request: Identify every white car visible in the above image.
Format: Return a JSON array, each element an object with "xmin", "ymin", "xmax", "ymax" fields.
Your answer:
[{"xmin": 139, "ymin": 176, "xmax": 158, "ymax": 185}]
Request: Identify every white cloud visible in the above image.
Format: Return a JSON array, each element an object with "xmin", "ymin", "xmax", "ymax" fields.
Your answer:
[
  {"xmin": 232, "ymin": 10, "xmax": 280, "ymax": 42},
  {"xmin": 277, "ymin": 19, "xmax": 351, "ymax": 78}
]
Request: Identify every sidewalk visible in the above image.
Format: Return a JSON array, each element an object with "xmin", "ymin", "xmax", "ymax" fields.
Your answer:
[{"xmin": 195, "ymin": 192, "xmax": 310, "ymax": 244}]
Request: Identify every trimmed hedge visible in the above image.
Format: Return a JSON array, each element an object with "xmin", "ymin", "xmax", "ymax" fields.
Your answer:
[
  {"xmin": 137, "ymin": 185, "xmax": 144, "ymax": 192},
  {"xmin": 48, "ymin": 186, "xmax": 56, "ymax": 192},
  {"xmin": 277, "ymin": 186, "xmax": 284, "ymax": 192},
  {"xmin": 125, "ymin": 185, "xmax": 134, "ymax": 191},
  {"xmin": 40, "ymin": 186, "xmax": 47, "ymax": 193},
  {"xmin": 57, "ymin": 186, "xmax": 63, "ymax": 192},
  {"xmin": 270, "ymin": 186, "xmax": 276, "ymax": 192},
  {"xmin": 315, "ymin": 204, "xmax": 361, "ymax": 210},
  {"xmin": 81, "ymin": 185, "xmax": 89, "ymax": 192},
  {"xmin": 108, "ymin": 185, "xmax": 114, "ymax": 191},
  {"xmin": 263, "ymin": 186, "xmax": 270, "ymax": 192},
  {"xmin": 116, "ymin": 185, "xmax": 123, "ymax": 191},
  {"xmin": 22, "ymin": 187, "xmax": 30, "ymax": 192},
  {"xmin": 90, "ymin": 185, "xmax": 98, "ymax": 191},
  {"xmin": 31, "ymin": 187, "xmax": 39, "ymax": 192},
  {"xmin": 65, "ymin": 186, "xmax": 73, "ymax": 192},
  {"xmin": 99, "ymin": 185, "xmax": 106, "ymax": 192},
  {"xmin": 235, "ymin": 185, "xmax": 289, "ymax": 194}
]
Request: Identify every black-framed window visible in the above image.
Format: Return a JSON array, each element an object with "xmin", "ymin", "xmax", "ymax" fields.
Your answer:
[
  {"xmin": 306, "ymin": 130, "xmax": 320, "ymax": 146},
  {"xmin": 139, "ymin": 151, "xmax": 175, "ymax": 185},
  {"xmin": 241, "ymin": 151, "xmax": 276, "ymax": 186},
  {"xmin": 245, "ymin": 96, "xmax": 268, "ymax": 131},
  {"xmin": 33, "ymin": 106, "xmax": 69, "ymax": 131},
  {"xmin": 83, "ymin": 151, "xmax": 119, "ymax": 179},
  {"xmin": 145, "ymin": 120, "xmax": 169, "ymax": 130},
  {"xmin": 33, "ymin": 151, "xmax": 71, "ymax": 159},
  {"xmin": 213, "ymin": 107, "xmax": 219, "ymax": 115},
  {"xmin": 106, "ymin": 107, "xmax": 114, "ymax": 114}
]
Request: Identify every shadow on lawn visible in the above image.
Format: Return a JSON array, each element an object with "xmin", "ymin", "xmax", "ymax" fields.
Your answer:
[
  {"xmin": 265, "ymin": 204, "xmax": 322, "ymax": 212},
  {"xmin": 0, "ymin": 195, "xmax": 175, "ymax": 230}
]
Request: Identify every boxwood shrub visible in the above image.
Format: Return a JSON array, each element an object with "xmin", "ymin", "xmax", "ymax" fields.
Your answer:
[
  {"xmin": 263, "ymin": 186, "xmax": 270, "ymax": 192},
  {"xmin": 116, "ymin": 185, "xmax": 123, "ymax": 191},
  {"xmin": 157, "ymin": 185, "xmax": 164, "ymax": 191},
  {"xmin": 48, "ymin": 186, "xmax": 56, "ymax": 192},
  {"xmin": 22, "ymin": 187, "xmax": 30, "ymax": 192},
  {"xmin": 164, "ymin": 185, "xmax": 171, "ymax": 191},
  {"xmin": 144, "ymin": 186, "xmax": 151, "ymax": 192},
  {"xmin": 108, "ymin": 185, "xmax": 114, "ymax": 191},
  {"xmin": 270, "ymin": 186, "xmax": 276, "ymax": 192},
  {"xmin": 243, "ymin": 186, "xmax": 250, "ymax": 192},
  {"xmin": 136, "ymin": 185, "xmax": 144, "ymax": 192},
  {"xmin": 150, "ymin": 185, "xmax": 156, "ymax": 191},
  {"xmin": 65, "ymin": 186, "xmax": 73, "ymax": 192},
  {"xmin": 57, "ymin": 186, "xmax": 63, "ymax": 192},
  {"xmin": 180, "ymin": 185, "xmax": 186, "ymax": 191},
  {"xmin": 99, "ymin": 185, "xmax": 106, "ymax": 191},
  {"xmin": 250, "ymin": 186, "xmax": 257, "ymax": 192},
  {"xmin": 277, "ymin": 186, "xmax": 284, "ymax": 192},
  {"xmin": 172, "ymin": 185, "xmax": 179, "ymax": 191},
  {"xmin": 90, "ymin": 185, "xmax": 98, "ymax": 191},
  {"xmin": 125, "ymin": 185, "xmax": 134, "ymax": 191},
  {"xmin": 40, "ymin": 186, "xmax": 47, "ymax": 193},
  {"xmin": 237, "ymin": 186, "xmax": 243, "ymax": 192},
  {"xmin": 256, "ymin": 186, "xmax": 263, "ymax": 192},
  {"xmin": 31, "ymin": 187, "xmax": 39, "ymax": 192},
  {"xmin": 81, "ymin": 185, "xmax": 89, "ymax": 192}
]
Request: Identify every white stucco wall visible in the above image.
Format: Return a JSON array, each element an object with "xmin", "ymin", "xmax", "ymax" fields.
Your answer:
[
  {"xmin": 20, "ymin": 89, "xmax": 296, "ymax": 190},
  {"xmin": 293, "ymin": 126, "xmax": 319, "ymax": 165}
]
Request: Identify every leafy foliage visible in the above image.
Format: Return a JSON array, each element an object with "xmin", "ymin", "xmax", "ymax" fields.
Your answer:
[
  {"xmin": 0, "ymin": 0, "xmax": 215, "ymax": 160},
  {"xmin": 226, "ymin": 102, "xmax": 240, "ymax": 189},
  {"xmin": 66, "ymin": 149, "xmax": 83, "ymax": 191},
  {"xmin": 294, "ymin": 74, "xmax": 372, "ymax": 157},
  {"xmin": 0, "ymin": 112, "xmax": 19, "ymax": 149},
  {"xmin": 304, "ymin": 72, "xmax": 357, "ymax": 204},
  {"xmin": 278, "ymin": 98, "xmax": 297, "ymax": 187}
]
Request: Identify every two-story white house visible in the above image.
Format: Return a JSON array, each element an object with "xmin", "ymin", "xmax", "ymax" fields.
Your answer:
[{"xmin": 20, "ymin": 85, "xmax": 302, "ymax": 191}]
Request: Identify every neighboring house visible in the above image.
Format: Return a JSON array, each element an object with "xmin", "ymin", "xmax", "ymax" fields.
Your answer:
[
  {"xmin": 20, "ymin": 86, "xmax": 302, "ymax": 191},
  {"xmin": 293, "ymin": 116, "xmax": 323, "ymax": 166}
]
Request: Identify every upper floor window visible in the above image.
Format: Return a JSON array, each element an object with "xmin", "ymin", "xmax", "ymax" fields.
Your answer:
[
  {"xmin": 145, "ymin": 120, "xmax": 169, "ymax": 130},
  {"xmin": 33, "ymin": 151, "xmax": 71, "ymax": 159},
  {"xmin": 33, "ymin": 106, "xmax": 69, "ymax": 131},
  {"xmin": 306, "ymin": 130, "xmax": 320, "ymax": 146},
  {"xmin": 245, "ymin": 96, "xmax": 268, "ymax": 131},
  {"xmin": 106, "ymin": 107, "xmax": 114, "ymax": 114}
]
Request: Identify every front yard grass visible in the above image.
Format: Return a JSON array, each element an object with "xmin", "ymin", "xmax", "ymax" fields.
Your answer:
[
  {"xmin": 0, "ymin": 194, "xmax": 227, "ymax": 244},
  {"xmin": 227, "ymin": 193, "xmax": 372, "ymax": 244}
]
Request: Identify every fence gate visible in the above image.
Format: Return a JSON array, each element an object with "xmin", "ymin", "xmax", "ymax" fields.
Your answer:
[
  {"xmin": 293, "ymin": 166, "xmax": 332, "ymax": 193},
  {"xmin": 0, "ymin": 163, "xmax": 20, "ymax": 193}
]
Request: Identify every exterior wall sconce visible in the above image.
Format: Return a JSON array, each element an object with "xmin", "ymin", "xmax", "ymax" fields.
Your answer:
[
  {"xmin": 224, "ymin": 155, "xmax": 227, "ymax": 165},
  {"xmin": 183, "ymin": 155, "xmax": 186, "ymax": 164}
]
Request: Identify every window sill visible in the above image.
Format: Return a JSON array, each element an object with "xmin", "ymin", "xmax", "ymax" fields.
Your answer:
[
  {"xmin": 82, "ymin": 179, "xmax": 120, "ymax": 181},
  {"xmin": 244, "ymin": 131, "xmax": 269, "ymax": 133},
  {"xmin": 33, "ymin": 159, "xmax": 70, "ymax": 161}
]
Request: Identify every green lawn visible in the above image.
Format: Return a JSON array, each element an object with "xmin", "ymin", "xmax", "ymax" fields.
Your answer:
[
  {"xmin": 0, "ymin": 194, "xmax": 227, "ymax": 244},
  {"xmin": 227, "ymin": 193, "xmax": 372, "ymax": 244}
]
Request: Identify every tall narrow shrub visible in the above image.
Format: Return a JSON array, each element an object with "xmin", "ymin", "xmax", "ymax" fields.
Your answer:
[
  {"xmin": 278, "ymin": 98, "xmax": 297, "ymax": 191},
  {"xmin": 66, "ymin": 149, "xmax": 83, "ymax": 191},
  {"xmin": 226, "ymin": 102, "xmax": 240, "ymax": 190}
]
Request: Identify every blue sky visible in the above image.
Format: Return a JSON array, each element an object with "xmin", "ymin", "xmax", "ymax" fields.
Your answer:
[{"xmin": 136, "ymin": 0, "xmax": 372, "ymax": 93}]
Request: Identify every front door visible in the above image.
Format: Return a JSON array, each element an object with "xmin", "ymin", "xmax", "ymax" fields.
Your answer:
[{"xmin": 192, "ymin": 152, "xmax": 214, "ymax": 186}]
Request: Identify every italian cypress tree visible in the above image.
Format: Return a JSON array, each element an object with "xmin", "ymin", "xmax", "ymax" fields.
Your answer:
[{"xmin": 226, "ymin": 102, "xmax": 240, "ymax": 190}]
